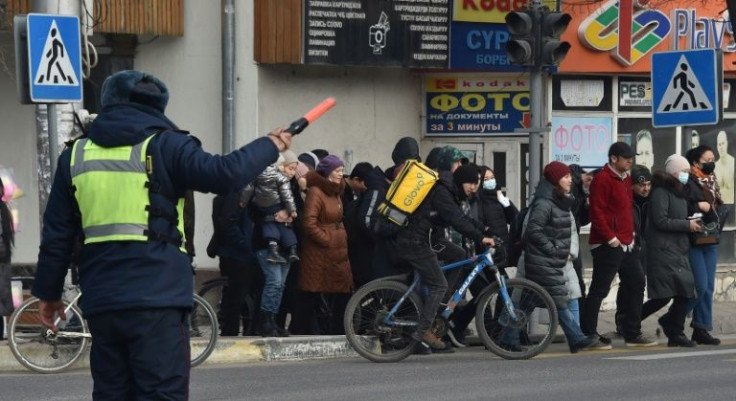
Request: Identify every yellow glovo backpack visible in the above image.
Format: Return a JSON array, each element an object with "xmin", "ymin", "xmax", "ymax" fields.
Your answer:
[{"xmin": 377, "ymin": 159, "xmax": 439, "ymax": 226}]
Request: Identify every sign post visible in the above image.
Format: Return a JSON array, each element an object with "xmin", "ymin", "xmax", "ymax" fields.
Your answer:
[
  {"xmin": 651, "ymin": 49, "xmax": 722, "ymax": 128},
  {"xmin": 26, "ymin": 13, "xmax": 83, "ymax": 177}
]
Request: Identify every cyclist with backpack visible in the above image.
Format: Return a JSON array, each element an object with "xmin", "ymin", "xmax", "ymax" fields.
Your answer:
[{"xmin": 384, "ymin": 146, "xmax": 495, "ymax": 353}]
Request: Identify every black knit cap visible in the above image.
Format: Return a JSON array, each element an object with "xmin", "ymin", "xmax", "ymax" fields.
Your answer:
[
  {"xmin": 453, "ymin": 164, "xmax": 479, "ymax": 185},
  {"xmin": 391, "ymin": 137, "xmax": 420, "ymax": 164},
  {"xmin": 631, "ymin": 164, "xmax": 652, "ymax": 184}
]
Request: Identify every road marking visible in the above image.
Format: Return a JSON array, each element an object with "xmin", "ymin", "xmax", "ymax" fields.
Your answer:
[{"xmin": 605, "ymin": 349, "xmax": 736, "ymax": 361}]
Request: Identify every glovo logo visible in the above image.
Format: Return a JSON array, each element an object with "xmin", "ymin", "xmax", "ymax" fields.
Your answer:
[
  {"xmin": 403, "ymin": 172, "xmax": 425, "ymax": 207},
  {"xmin": 578, "ymin": 0, "xmax": 670, "ymax": 66}
]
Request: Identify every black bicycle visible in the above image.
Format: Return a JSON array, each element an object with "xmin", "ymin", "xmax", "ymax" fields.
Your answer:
[
  {"xmin": 198, "ymin": 277, "xmax": 258, "ymax": 336},
  {"xmin": 344, "ymin": 245, "xmax": 558, "ymax": 362}
]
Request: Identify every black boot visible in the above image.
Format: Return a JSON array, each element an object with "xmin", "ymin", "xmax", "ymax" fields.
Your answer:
[
  {"xmin": 260, "ymin": 311, "xmax": 279, "ymax": 337},
  {"xmin": 691, "ymin": 328, "xmax": 721, "ymax": 345},
  {"xmin": 266, "ymin": 242, "xmax": 287, "ymax": 264},
  {"xmin": 271, "ymin": 313, "xmax": 290, "ymax": 337},
  {"xmin": 287, "ymin": 245, "xmax": 300, "ymax": 262}
]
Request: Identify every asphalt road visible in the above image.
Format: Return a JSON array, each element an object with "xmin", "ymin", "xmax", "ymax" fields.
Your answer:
[{"xmin": 1, "ymin": 339, "xmax": 735, "ymax": 401}]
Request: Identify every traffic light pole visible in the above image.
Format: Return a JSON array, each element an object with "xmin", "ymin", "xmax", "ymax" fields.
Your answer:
[
  {"xmin": 528, "ymin": 0, "xmax": 544, "ymax": 198},
  {"xmin": 529, "ymin": 65, "xmax": 543, "ymax": 198}
]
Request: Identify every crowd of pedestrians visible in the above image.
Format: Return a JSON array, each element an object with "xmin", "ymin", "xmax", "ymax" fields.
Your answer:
[{"xmin": 208, "ymin": 137, "xmax": 726, "ymax": 355}]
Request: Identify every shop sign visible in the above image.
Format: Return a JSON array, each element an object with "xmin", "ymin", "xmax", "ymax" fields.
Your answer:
[
  {"xmin": 425, "ymin": 75, "xmax": 530, "ymax": 136},
  {"xmin": 550, "ymin": 117, "xmax": 612, "ymax": 168},
  {"xmin": 304, "ymin": 0, "xmax": 450, "ymax": 68},
  {"xmin": 453, "ymin": 0, "xmax": 557, "ymax": 23},
  {"xmin": 620, "ymin": 80, "xmax": 652, "ymax": 107},
  {"xmin": 449, "ymin": 22, "xmax": 521, "ymax": 70},
  {"xmin": 564, "ymin": 0, "xmax": 736, "ymax": 72}
]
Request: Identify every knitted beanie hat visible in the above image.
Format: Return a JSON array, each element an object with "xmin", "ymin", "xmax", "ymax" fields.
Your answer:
[
  {"xmin": 295, "ymin": 162, "xmax": 310, "ymax": 180},
  {"xmin": 631, "ymin": 164, "xmax": 653, "ymax": 183},
  {"xmin": 437, "ymin": 146, "xmax": 465, "ymax": 172},
  {"xmin": 298, "ymin": 152, "xmax": 319, "ymax": 169},
  {"xmin": 544, "ymin": 161, "xmax": 571, "ymax": 184},
  {"xmin": 280, "ymin": 150, "xmax": 298, "ymax": 166},
  {"xmin": 453, "ymin": 164, "xmax": 479, "ymax": 185},
  {"xmin": 316, "ymin": 155, "xmax": 344, "ymax": 177},
  {"xmin": 665, "ymin": 154, "xmax": 690, "ymax": 175}
]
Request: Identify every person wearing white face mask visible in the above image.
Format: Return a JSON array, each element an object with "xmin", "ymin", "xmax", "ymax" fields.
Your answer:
[
  {"xmin": 475, "ymin": 166, "xmax": 519, "ymax": 248},
  {"xmin": 640, "ymin": 154, "xmax": 701, "ymax": 347}
]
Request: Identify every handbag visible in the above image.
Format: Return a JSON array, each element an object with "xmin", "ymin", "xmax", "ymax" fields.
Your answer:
[{"xmin": 692, "ymin": 221, "xmax": 720, "ymax": 245}]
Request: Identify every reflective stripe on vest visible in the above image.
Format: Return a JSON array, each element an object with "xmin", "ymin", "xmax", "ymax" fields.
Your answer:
[{"xmin": 70, "ymin": 136, "xmax": 186, "ymax": 251}]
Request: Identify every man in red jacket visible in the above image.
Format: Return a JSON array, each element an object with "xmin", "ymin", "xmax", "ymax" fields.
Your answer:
[{"xmin": 581, "ymin": 142, "xmax": 657, "ymax": 347}]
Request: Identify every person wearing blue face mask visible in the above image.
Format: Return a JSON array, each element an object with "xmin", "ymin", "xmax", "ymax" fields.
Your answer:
[{"xmin": 640, "ymin": 154, "xmax": 701, "ymax": 347}]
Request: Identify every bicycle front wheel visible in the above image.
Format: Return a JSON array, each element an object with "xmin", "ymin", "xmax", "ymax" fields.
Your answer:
[
  {"xmin": 475, "ymin": 278, "xmax": 558, "ymax": 360},
  {"xmin": 344, "ymin": 280, "xmax": 421, "ymax": 363},
  {"xmin": 8, "ymin": 297, "xmax": 89, "ymax": 373},
  {"xmin": 190, "ymin": 293, "xmax": 218, "ymax": 367}
]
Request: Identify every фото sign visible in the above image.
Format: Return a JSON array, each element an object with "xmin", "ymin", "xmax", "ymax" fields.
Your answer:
[
  {"xmin": 550, "ymin": 117, "xmax": 612, "ymax": 168},
  {"xmin": 425, "ymin": 75, "xmax": 530, "ymax": 136}
]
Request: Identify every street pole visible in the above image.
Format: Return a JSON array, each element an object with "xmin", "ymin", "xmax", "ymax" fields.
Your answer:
[
  {"xmin": 222, "ymin": 0, "xmax": 236, "ymax": 153},
  {"xmin": 32, "ymin": 0, "xmax": 81, "ymax": 227},
  {"xmin": 528, "ymin": 0, "xmax": 544, "ymax": 197}
]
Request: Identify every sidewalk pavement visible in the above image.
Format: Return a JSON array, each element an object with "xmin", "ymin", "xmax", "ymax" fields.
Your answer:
[{"xmin": 1, "ymin": 302, "xmax": 734, "ymax": 372}]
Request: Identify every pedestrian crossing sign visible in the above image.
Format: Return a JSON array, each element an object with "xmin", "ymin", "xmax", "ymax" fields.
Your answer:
[
  {"xmin": 651, "ymin": 49, "xmax": 722, "ymax": 128},
  {"xmin": 27, "ymin": 14, "xmax": 82, "ymax": 103}
]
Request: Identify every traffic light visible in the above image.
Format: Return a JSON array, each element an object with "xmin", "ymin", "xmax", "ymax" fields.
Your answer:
[
  {"xmin": 540, "ymin": 11, "xmax": 572, "ymax": 66},
  {"xmin": 505, "ymin": 11, "xmax": 535, "ymax": 66}
]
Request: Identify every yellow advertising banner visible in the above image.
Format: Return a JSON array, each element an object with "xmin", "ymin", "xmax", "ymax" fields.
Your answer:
[{"xmin": 453, "ymin": 0, "xmax": 558, "ymax": 23}]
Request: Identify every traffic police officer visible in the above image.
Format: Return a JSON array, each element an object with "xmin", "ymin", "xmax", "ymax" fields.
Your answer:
[{"xmin": 32, "ymin": 70, "xmax": 293, "ymax": 400}]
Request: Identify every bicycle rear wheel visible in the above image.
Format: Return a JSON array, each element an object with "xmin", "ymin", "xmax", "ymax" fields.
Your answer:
[
  {"xmin": 344, "ymin": 280, "xmax": 421, "ymax": 363},
  {"xmin": 198, "ymin": 279, "xmax": 256, "ymax": 336},
  {"xmin": 475, "ymin": 278, "xmax": 558, "ymax": 360},
  {"xmin": 8, "ymin": 297, "xmax": 89, "ymax": 373},
  {"xmin": 190, "ymin": 293, "xmax": 218, "ymax": 367}
]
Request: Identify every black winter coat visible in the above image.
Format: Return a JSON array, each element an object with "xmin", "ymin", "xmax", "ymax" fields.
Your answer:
[
  {"xmin": 400, "ymin": 171, "xmax": 485, "ymax": 246},
  {"xmin": 523, "ymin": 179, "xmax": 573, "ymax": 309},
  {"xmin": 569, "ymin": 164, "xmax": 590, "ymax": 231},
  {"xmin": 344, "ymin": 192, "xmax": 375, "ymax": 287},
  {"xmin": 357, "ymin": 166, "xmax": 390, "ymax": 237},
  {"xmin": 644, "ymin": 172, "xmax": 694, "ymax": 300},
  {"xmin": 476, "ymin": 189, "xmax": 518, "ymax": 244}
]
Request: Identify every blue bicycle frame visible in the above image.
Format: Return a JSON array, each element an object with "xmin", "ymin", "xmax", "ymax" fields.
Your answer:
[{"xmin": 383, "ymin": 248, "xmax": 518, "ymax": 327}]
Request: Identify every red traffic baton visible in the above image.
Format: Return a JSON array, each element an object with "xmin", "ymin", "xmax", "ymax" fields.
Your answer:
[{"xmin": 285, "ymin": 97, "xmax": 336, "ymax": 135}]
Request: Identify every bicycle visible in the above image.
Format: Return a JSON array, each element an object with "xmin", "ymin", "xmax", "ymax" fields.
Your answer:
[
  {"xmin": 8, "ymin": 272, "xmax": 218, "ymax": 373},
  {"xmin": 199, "ymin": 276, "xmax": 337, "ymax": 336},
  {"xmin": 343, "ymin": 244, "xmax": 558, "ymax": 363},
  {"xmin": 198, "ymin": 276, "xmax": 257, "ymax": 336}
]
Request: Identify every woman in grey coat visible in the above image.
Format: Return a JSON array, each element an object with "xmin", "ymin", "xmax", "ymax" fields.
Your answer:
[
  {"xmin": 0, "ymin": 177, "xmax": 15, "ymax": 339},
  {"xmin": 641, "ymin": 154, "xmax": 702, "ymax": 347}
]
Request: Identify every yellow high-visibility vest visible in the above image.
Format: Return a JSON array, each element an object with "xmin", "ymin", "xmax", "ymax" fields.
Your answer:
[{"xmin": 70, "ymin": 135, "xmax": 185, "ymax": 251}]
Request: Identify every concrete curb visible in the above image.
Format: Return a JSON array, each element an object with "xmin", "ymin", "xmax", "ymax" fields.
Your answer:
[
  {"xmin": 0, "ymin": 336, "xmax": 357, "ymax": 373},
  {"xmin": 0, "ymin": 303, "xmax": 734, "ymax": 373}
]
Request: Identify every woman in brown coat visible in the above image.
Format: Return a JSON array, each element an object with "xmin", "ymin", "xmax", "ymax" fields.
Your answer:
[{"xmin": 291, "ymin": 155, "xmax": 353, "ymax": 334}]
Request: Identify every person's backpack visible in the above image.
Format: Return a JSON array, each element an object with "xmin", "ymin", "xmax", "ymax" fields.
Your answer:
[
  {"xmin": 377, "ymin": 160, "xmax": 438, "ymax": 227},
  {"xmin": 506, "ymin": 204, "xmax": 533, "ymax": 267}
]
